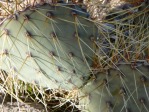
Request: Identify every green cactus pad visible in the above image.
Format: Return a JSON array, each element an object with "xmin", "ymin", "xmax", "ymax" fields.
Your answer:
[
  {"xmin": 78, "ymin": 63, "xmax": 149, "ymax": 112},
  {"xmin": 0, "ymin": 4, "xmax": 98, "ymax": 90}
]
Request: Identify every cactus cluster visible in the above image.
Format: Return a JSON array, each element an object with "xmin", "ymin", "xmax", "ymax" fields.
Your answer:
[{"xmin": 0, "ymin": 1, "xmax": 149, "ymax": 112}]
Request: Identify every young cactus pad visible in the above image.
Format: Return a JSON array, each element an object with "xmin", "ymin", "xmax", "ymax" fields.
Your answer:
[
  {"xmin": 78, "ymin": 63, "xmax": 149, "ymax": 112},
  {"xmin": 0, "ymin": 3, "xmax": 98, "ymax": 90}
]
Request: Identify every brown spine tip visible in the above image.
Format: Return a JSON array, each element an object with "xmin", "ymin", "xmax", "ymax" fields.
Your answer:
[
  {"xmin": 13, "ymin": 14, "xmax": 18, "ymax": 20},
  {"xmin": 139, "ymin": 98, "xmax": 145, "ymax": 104},
  {"xmin": 26, "ymin": 52, "xmax": 32, "ymax": 57},
  {"xmin": 119, "ymin": 87, "xmax": 126, "ymax": 96},
  {"xmin": 126, "ymin": 108, "xmax": 131, "ymax": 112},
  {"xmin": 49, "ymin": 51, "xmax": 56, "ymax": 57},
  {"xmin": 140, "ymin": 75, "xmax": 147, "ymax": 83},
  {"xmin": 90, "ymin": 35, "xmax": 95, "ymax": 42},
  {"xmin": 73, "ymin": 32, "xmax": 80, "ymax": 40},
  {"xmin": 73, "ymin": 32, "xmax": 77, "ymax": 38},
  {"xmin": 46, "ymin": 11, "xmax": 54, "ymax": 18},
  {"xmin": 71, "ymin": 10, "xmax": 77, "ymax": 16},
  {"xmin": 3, "ymin": 29, "xmax": 9, "ymax": 35},
  {"xmin": 106, "ymin": 101, "xmax": 113, "ymax": 108},
  {"xmin": 25, "ymin": 31, "xmax": 32, "ymax": 38},
  {"xmin": 68, "ymin": 52, "xmax": 74, "ymax": 58},
  {"xmin": 50, "ymin": 32, "xmax": 56, "ymax": 39},
  {"xmin": 130, "ymin": 62, "xmax": 137, "ymax": 69},
  {"xmin": 56, "ymin": 66, "xmax": 61, "ymax": 72},
  {"xmin": 67, "ymin": 79, "xmax": 72, "ymax": 84},
  {"xmin": 2, "ymin": 49, "xmax": 8, "ymax": 55},
  {"xmin": 34, "ymin": 80, "xmax": 39, "ymax": 84},
  {"xmin": 23, "ymin": 14, "xmax": 30, "ymax": 21},
  {"xmin": 10, "ymin": 66, "xmax": 17, "ymax": 72},
  {"xmin": 29, "ymin": 6, "xmax": 36, "ymax": 11},
  {"xmin": 103, "ymin": 79, "xmax": 108, "ymax": 85},
  {"xmin": 72, "ymin": 69, "xmax": 76, "ymax": 74}
]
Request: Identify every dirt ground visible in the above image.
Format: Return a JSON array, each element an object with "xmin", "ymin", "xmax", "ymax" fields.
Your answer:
[
  {"xmin": 0, "ymin": 102, "xmax": 45, "ymax": 112},
  {"xmin": 0, "ymin": 95, "xmax": 45, "ymax": 112}
]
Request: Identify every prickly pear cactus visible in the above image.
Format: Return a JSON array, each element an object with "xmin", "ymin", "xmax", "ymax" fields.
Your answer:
[
  {"xmin": 78, "ymin": 63, "xmax": 149, "ymax": 112},
  {"xmin": 0, "ymin": 3, "xmax": 98, "ymax": 90}
]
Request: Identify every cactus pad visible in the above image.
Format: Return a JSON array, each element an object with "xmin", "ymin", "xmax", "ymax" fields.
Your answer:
[
  {"xmin": 78, "ymin": 63, "xmax": 149, "ymax": 112},
  {"xmin": 0, "ymin": 3, "xmax": 98, "ymax": 90}
]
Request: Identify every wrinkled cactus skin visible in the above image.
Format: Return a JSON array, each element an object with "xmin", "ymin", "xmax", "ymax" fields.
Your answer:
[
  {"xmin": 78, "ymin": 63, "xmax": 149, "ymax": 112},
  {"xmin": 0, "ymin": 3, "xmax": 98, "ymax": 90}
]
